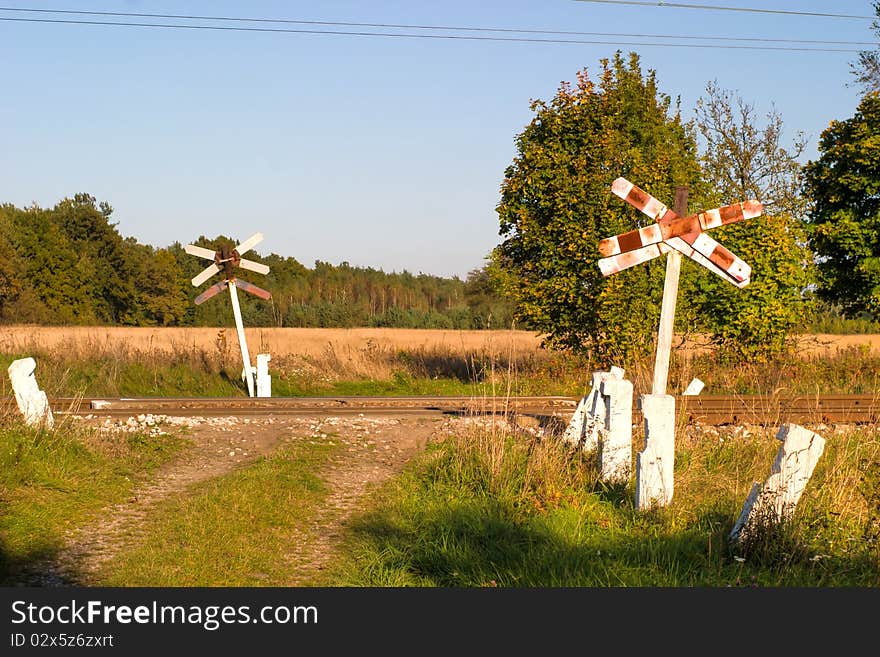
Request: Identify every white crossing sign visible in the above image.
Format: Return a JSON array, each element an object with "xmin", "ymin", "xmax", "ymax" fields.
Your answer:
[
  {"xmin": 185, "ymin": 232, "xmax": 272, "ymax": 305},
  {"xmin": 597, "ymin": 177, "xmax": 762, "ymax": 287},
  {"xmin": 184, "ymin": 232, "xmax": 272, "ymax": 397}
]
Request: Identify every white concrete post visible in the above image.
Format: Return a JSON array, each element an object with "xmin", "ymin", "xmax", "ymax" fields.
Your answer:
[
  {"xmin": 7, "ymin": 357, "xmax": 54, "ymax": 429},
  {"xmin": 561, "ymin": 394, "xmax": 593, "ymax": 448},
  {"xmin": 562, "ymin": 366, "xmax": 632, "ymax": 484},
  {"xmin": 729, "ymin": 423, "xmax": 826, "ymax": 545},
  {"xmin": 599, "ymin": 377, "xmax": 633, "ymax": 484},
  {"xmin": 636, "ymin": 394, "xmax": 675, "ymax": 510},
  {"xmin": 256, "ymin": 353, "xmax": 271, "ymax": 398},
  {"xmin": 562, "ymin": 366, "xmax": 625, "ymax": 451}
]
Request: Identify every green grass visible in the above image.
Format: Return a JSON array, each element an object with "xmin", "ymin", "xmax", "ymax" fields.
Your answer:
[
  {"xmin": 320, "ymin": 425, "xmax": 880, "ymax": 587},
  {"xmin": 3, "ymin": 338, "xmax": 880, "ymax": 587},
  {"xmin": 0, "ymin": 353, "xmax": 245, "ymax": 398},
  {"xmin": 806, "ymin": 309, "xmax": 880, "ymax": 334},
  {"xmin": 97, "ymin": 439, "xmax": 339, "ymax": 586},
  {"xmin": 0, "ymin": 417, "xmax": 188, "ymax": 583}
]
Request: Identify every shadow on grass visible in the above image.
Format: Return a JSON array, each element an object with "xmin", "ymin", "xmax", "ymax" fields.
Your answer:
[
  {"xmin": 590, "ymin": 479, "xmax": 632, "ymax": 507},
  {"xmin": 339, "ymin": 501, "xmax": 880, "ymax": 587},
  {"xmin": 0, "ymin": 541, "xmax": 83, "ymax": 587}
]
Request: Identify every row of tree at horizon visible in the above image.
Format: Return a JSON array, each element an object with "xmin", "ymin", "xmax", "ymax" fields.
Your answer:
[{"xmin": 0, "ymin": 196, "xmax": 515, "ymax": 331}]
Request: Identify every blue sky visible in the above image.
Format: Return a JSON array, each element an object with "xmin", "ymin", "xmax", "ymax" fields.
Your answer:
[{"xmin": 1, "ymin": 1, "xmax": 874, "ymax": 278}]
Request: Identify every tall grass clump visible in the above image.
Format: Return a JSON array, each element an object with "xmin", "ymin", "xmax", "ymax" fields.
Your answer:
[
  {"xmin": 326, "ymin": 418, "xmax": 880, "ymax": 587},
  {"xmin": 664, "ymin": 343, "xmax": 880, "ymax": 395},
  {"xmin": 806, "ymin": 305, "xmax": 880, "ymax": 334},
  {"xmin": 0, "ymin": 329, "xmax": 250, "ymax": 398}
]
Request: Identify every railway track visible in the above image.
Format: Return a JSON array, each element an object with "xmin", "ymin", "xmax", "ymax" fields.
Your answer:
[{"xmin": 4, "ymin": 394, "xmax": 880, "ymax": 425}]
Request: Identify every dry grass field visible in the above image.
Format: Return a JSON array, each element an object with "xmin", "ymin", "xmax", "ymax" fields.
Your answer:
[
  {"xmin": 1, "ymin": 325, "xmax": 879, "ymax": 360},
  {"xmin": 0, "ymin": 325, "xmax": 544, "ymax": 360}
]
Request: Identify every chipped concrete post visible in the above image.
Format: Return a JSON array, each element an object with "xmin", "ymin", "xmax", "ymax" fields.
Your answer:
[
  {"xmin": 729, "ymin": 423, "xmax": 826, "ymax": 545},
  {"xmin": 7, "ymin": 357, "xmax": 54, "ymax": 429},
  {"xmin": 563, "ymin": 366, "xmax": 632, "ymax": 484},
  {"xmin": 256, "ymin": 353, "xmax": 271, "ymax": 398},
  {"xmin": 561, "ymin": 391, "xmax": 597, "ymax": 450},
  {"xmin": 636, "ymin": 394, "xmax": 675, "ymax": 510},
  {"xmin": 599, "ymin": 376, "xmax": 633, "ymax": 484},
  {"xmin": 562, "ymin": 366, "xmax": 625, "ymax": 451}
]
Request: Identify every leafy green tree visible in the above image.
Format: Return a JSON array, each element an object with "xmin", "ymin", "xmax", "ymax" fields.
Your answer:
[
  {"xmin": 463, "ymin": 264, "xmax": 515, "ymax": 329},
  {"xmin": 52, "ymin": 194, "xmax": 139, "ymax": 323},
  {"xmin": 494, "ymin": 52, "xmax": 704, "ymax": 363},
  {"xmin": 0, "ymin": 210, "xmax": 25, "ymax": 316},
  {"xmin": 263, "ymin": 253, "xmax": 308, "ymax": 326},
  {"xmin": 689, "ymin": 83, "xmax": 814, "ymax": 360},
  {"xmin": 4, "ymin": 203, "xmax": 94, "ymax": 323},
  {"xmin": 134, "ymin": 245, "xmax": 190, "ymax": 326},
  {"xmin": 803, "ymin": 92, "xmax": 880, "ymax": 316}
]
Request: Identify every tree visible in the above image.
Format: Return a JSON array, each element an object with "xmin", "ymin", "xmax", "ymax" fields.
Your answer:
[
  {"xmin": 0, "ymin": 210, "xmax": 24, "ymax": 316},
  {"xmin": 4, "ymin": 202, "xmax": 95, "ymax": 324},
  {"xmin": 52, "ymin": 194, "xmax": 139, "ymax": 324},
  {"xmin": 851, "ymin": 2, "xmax": 880, "ymax": 93},
  {"xmin": 803, "ymin": 92, "xmax": 880, "ymax": 316},
  {"xmin": 134, "ymin": 245, "xmax": 190, "ymax": 326},
  {"xmin": 694, "ymin": 81, "xmax": 807, "ymax": 218},
  {"xmin": 494, "ymin": 51, "xmax": 705, "ymax": 363},
  {"xmin": 689, "ymin": 83, "xmax": 814, "ymax": 360},
  {"xmin": 463, "ymin": 263, "xmax": 515, "ymax": 329}
]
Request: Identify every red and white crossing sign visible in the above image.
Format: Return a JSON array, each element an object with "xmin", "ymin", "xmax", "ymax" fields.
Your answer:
[{"xmin": 597, "ymin": 178, "xmax": 762, "ymax": 287}]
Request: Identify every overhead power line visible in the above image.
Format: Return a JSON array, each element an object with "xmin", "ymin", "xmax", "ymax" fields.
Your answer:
[
  {"xmin": 0, "ymin": 6, "xmax": 873, "ymax": 46},
  {"xmin": 0, "ymin": 15, "xmax": 867, "ymax": 52},
  {"xmin": 572, "ymin": 1, "xmax": 875, "ymax": 20}
]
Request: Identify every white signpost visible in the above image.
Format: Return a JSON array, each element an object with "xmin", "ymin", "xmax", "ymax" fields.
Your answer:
[
  {"xmin": 598, "ymin": 177, "xmax": 762, "ymax": 510},
  {"xmin": 185, "ymin": 233, "xmax": 272, "ymax": 398}
]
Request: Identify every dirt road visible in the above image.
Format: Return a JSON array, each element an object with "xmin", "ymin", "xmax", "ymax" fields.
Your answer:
[{"xmin": 14, "ymin": 412, "xmax": 456, "ymax": 586}]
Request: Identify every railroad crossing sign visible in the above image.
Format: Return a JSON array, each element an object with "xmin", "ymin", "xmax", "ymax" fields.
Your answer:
[
  {"xmin": 185, "ymin": 232, "xmax": 272, "ymax": 397},
  {"xmin": 595, "ymin": 177, "xmax": 763, "ymax": 511},
  {"xmin": 186, "ymin": 232, "xmax": 272, "ymax": 305},
  {"xmin": 598, "ymin": 177, "xmax": 762, "ymax": 288}
]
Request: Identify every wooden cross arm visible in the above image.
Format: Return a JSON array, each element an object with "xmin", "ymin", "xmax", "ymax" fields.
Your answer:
[
  {"xmin": 596, "ymin": 177, "xmax": 758, "ymax": 287},
  {"xmin": 598, "ymin": 236, "xmax": 750, "ymax": 287},
  {"xmin": 598, "ymin": 198, "xmax": 763, "ymax": 257}
]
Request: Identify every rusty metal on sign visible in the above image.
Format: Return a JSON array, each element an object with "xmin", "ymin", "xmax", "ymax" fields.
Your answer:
[{"xmin": 597, "ymin": 177, "xmax": 762, "ymax": 287}]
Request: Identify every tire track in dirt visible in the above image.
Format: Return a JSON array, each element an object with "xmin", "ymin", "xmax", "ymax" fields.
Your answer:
[
  {"xmin": 280, "ymin": 415, "xmax": 443, "ymax": 585},
  {"xmin": 11, "ymin": 414, "xmax": 451, "ymax": 587}
]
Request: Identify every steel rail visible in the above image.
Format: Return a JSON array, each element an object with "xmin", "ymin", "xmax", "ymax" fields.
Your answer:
[{"xmin": 3, "ymin": 394, "xmax": 880, "ymax": 425}]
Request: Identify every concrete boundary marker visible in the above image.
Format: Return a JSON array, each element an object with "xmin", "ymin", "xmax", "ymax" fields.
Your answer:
[
  {"xmin": 730, "ymin": 423, "xmax": 826, "ymax": 546},
  {"xmin": 7, "ymin": 357, "xmax": 54, "ymax": 429}
]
